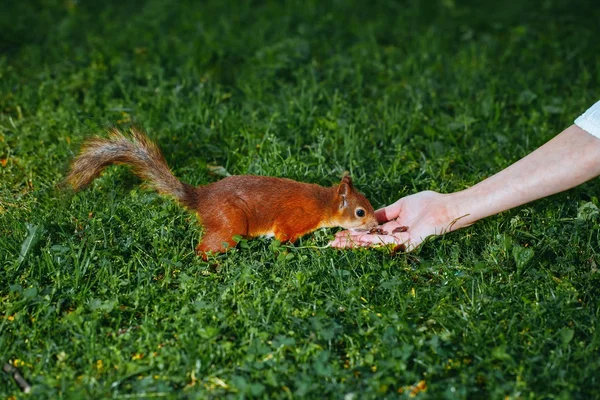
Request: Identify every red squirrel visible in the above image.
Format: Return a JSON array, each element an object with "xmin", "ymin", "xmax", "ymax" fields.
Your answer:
[{"xmin": 67, "ymin": 128, "xmax": 378, "ymax": 259}]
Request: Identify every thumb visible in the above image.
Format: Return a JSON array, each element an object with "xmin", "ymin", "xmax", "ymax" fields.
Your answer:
[{"xmin": 375, "ymin": 200, "xmax": 403, "ymax": 223}]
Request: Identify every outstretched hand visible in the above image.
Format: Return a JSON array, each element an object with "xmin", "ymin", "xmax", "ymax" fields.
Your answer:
[
  {"xmin": 329, "ymin": 190, "xmax": 461, "ymax": 252},
  {"xmin": 331, "ymin": 124, "xmax": 600, "ymax": 252}
]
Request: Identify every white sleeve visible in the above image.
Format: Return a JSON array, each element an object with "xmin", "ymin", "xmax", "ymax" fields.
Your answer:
[{"xmin": 575, "ymin": 100, "xmax": 600, "ymax": 139}]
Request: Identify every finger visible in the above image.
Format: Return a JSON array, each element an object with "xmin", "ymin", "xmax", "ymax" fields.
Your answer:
[
  {"xmin": 329, "ymin": 236, "xmax": 368, "ymax": 248},
  {"xmin": 336, "ymin": 223, "xmax": 400, "ymax": 238},
  {"xmin": 335, "ymin": 229, "xmax": 353, "ymax": 238},
  {"xmin": 330, "ymin": 232, "xmax": 381, "ymax": 248},
  {"xmin": 361, "ymin": 233, "xmax": 409, "ymax": 246},
  {"xmin": 334, "ymin": 228, "xmax": 384, "ymax": 238},
  {"xmin": 375, "ymin": 200, "xmax": 403, "ymax": 223},
  {"xmin": 329, "ymin": 232, "xmax": 411, "ymax": 248},
  {"xmin": 329, "ymin": 236, "xmax": 387, "ymax": 248},
  {"xmin": 375, "ymin": 208, "xmax": 389, "ymax": 223},
  {"xmin": 368, "ymin": 232, "xmax": 415, "ymax": 253}
]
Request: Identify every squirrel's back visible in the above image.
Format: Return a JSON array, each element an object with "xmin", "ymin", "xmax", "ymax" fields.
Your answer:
[{"xmin": 195, "ymin": 175, "xmax": 335, "ymax": 238}]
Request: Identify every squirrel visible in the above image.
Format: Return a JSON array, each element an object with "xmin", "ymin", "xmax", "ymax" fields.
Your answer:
[{"xmin": 66, "ymin": 128, "xmax": 378, "ymax": 259}]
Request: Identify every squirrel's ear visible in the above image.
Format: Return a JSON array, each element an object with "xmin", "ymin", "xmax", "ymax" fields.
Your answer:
[
  {"xmin": 337, "ymin": 177, "xmax": 352, "ymax": 209},
  {"xmin": 340, "ymin": 175, "xmax": 353, "ymax": 188}
]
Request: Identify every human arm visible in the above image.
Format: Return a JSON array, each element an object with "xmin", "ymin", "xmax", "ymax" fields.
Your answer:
[{"xmin": 330, "ymin": 101, "xmax": 600, "ymax": 250}]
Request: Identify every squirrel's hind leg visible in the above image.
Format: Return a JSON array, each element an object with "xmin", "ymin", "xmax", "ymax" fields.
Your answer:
[{"xmin": 196, "ymin": 208, "xmax": 248, "ymax": 260}]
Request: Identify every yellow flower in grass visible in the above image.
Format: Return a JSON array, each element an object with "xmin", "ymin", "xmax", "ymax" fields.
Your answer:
[{"xmin": 398, "ymin": 380, "xmax": 427, "ymax": 397}]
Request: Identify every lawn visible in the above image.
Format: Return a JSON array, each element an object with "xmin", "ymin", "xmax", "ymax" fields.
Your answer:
[{"xmin": 2, "ymin": 0, "xmax": 600, "ymax": 398}]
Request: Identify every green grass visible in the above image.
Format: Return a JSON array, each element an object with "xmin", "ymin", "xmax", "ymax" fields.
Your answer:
[{"xmin": 2, "ymin": 0, "xmax": 600, "ymax": 398}]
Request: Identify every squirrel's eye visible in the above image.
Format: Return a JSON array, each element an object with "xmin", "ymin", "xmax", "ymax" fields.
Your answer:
[{"xmin": 356, "ymin": 209, "xmax": 365, "ymax": 217}]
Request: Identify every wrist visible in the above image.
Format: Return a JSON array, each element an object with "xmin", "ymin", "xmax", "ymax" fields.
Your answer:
[{"xmin": 440, "ymin": 189, "xmax": 484, "ymax": 232}]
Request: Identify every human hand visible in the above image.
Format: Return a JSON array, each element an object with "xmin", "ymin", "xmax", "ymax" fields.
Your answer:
[{"xmin": 329, "ymin": 190, "xmax": 462, "ymax": 251}]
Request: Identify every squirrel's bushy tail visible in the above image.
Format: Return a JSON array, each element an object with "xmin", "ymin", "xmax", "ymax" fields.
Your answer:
[{"xmin": 67, "ymin": 128, "xmax": 192, "ymax": 204}]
